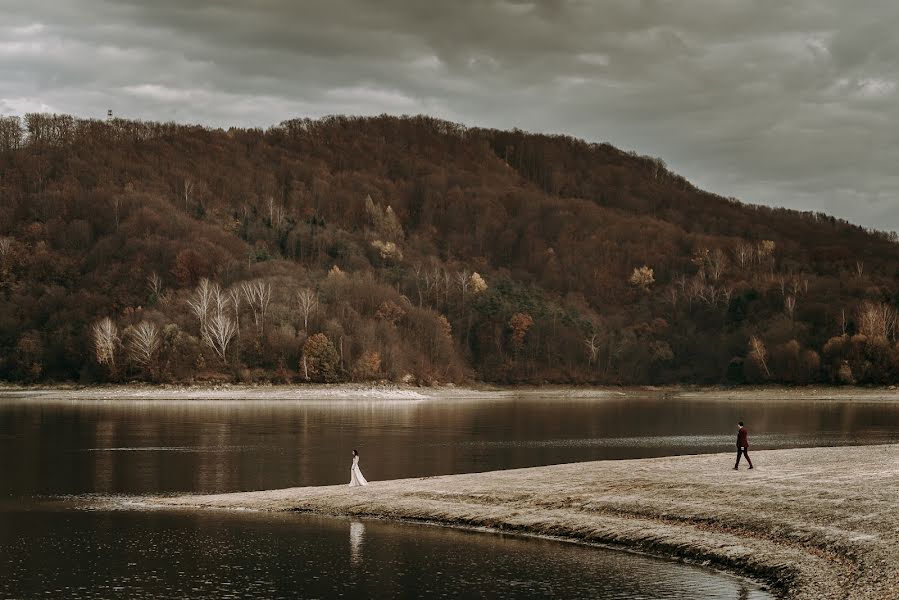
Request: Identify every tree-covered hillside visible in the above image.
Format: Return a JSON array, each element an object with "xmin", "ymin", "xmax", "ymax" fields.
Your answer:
[{"xmin": 0, "ymin": 113, "xmax": 897, "ymax": 385}]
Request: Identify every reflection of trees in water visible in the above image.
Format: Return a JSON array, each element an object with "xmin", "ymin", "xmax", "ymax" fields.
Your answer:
[
  {"xmin": 349, "ymin": 521, "xmax": 365, "ymax": 564},
  {"xmin": 92, "ymin": 419, "xmax": 116, "ymax": 493},
  {"xmin": 23, "ymin": 397, "xmax": 899, "ymax": 497}
]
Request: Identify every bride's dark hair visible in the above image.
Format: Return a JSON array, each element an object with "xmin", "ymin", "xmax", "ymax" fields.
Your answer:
[{"xmin": 353, "ymin": 449, "xmax": 358, "ymax": 456}]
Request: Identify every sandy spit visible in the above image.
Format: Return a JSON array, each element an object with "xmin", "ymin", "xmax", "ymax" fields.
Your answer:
[{"xmin": 134, "ymin": 445, "xmax": 899, "ymax": 599}]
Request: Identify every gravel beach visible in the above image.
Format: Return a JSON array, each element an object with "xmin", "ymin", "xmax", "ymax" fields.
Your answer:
[{"xmin": 136, "ymin": 444, "xmax": 899, "ymax": 599}]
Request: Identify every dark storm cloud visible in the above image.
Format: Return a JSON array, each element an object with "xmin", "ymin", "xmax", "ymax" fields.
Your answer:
[{"xmin": 2, "ymin": 0, "xmax": 898, "ymax": 230}]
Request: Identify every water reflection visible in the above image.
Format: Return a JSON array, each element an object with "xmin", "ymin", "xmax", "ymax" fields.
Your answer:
[
  {"xmin": 0, "ymin": 507, "xmax": 773, "ymax": 599},
  {"xmin": 93, "ymin": 420, "xmax": 115, "ymax": 494},
  {"xmin": 349, "ymin": 521, "xmax": 365, "ymax": 564},
  {"xmin": 1, "ymin": 394, "xmax": 899, "ymax": 497}
]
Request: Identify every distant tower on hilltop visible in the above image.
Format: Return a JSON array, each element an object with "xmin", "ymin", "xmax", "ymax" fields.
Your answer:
[{"xmin": 107, "ymin": 109, "xmax": 113, "ymax": 121}]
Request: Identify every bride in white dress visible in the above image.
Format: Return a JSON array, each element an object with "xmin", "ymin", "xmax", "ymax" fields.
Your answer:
[{"xmin": 349, "ymin": 449, "xmax": 368, "ymax": 487}]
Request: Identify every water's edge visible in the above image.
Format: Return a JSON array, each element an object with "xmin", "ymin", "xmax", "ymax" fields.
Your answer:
[{"xmin": 285, "ymin": 508, "xmax": 782, "ymax": 597}]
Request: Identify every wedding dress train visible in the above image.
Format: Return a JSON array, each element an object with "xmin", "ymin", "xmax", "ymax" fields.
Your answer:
[{"xmin": 349, "ymin": 455, "xmax": 368, "ymax": 487}]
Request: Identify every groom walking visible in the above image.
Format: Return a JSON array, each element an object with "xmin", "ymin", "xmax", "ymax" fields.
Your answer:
[{"xmin": 734, "ymin": 421, "xmax": 753, "ymax": 470}]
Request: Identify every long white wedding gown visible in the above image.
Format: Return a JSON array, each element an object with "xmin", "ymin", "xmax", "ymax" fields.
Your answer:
[{"xmin": 349, "ymin": 455, "xmax": 368, "ymax": 487}]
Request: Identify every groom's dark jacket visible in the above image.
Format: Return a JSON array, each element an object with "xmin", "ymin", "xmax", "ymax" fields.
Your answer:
[{"xmin": 737, "ymin": 427, "xmax": 749, "ymax": 449}]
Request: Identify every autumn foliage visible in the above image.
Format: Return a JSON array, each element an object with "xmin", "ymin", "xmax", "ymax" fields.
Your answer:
[
  {"xmin": 301, "ymin": 333, "xmax": 340, "ymax": 383},
  {"xmin": 1, "ymin": 112, "xmax": 898, "ymax": 385}
]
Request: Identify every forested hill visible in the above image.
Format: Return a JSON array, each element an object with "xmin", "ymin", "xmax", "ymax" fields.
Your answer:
[{"xmin": 1, "ymin": 113, "xmax": 898, "ymax": 385}]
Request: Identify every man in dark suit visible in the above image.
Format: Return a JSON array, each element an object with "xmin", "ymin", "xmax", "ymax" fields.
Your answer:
[{"xmin": 734, "ymin": 421, "xmax": 753, "ymax": 469}]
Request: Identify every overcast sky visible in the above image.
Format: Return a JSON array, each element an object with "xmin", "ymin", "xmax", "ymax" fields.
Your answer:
[{"xmin": 2, "ymin": 1, "xmax": 897, "ymax": 232}]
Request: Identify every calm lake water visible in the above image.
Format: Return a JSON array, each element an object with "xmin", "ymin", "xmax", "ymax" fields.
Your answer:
[{"xmin": 6, "ymin": 390, "xmax": 893, "ymax": 598}]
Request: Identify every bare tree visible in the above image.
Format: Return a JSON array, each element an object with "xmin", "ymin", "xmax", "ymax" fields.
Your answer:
[
  {"xmin": 183, "ymin": 177, "xmax": 194, "ymax": 210},
  {"xmin": 692, "ymin": 272, "xmax": 720, "ymax": 305},
  {"xmin": 296, "ymin": 288, "xmax": 319, "ymax": 331},
  {"xmin": 254, "ymin": 280, "xmax": 272, "ymax": 334},
  {"xmin": 0, "ymin": 116, "xmax": 24, "ymax": 151},
  {"xmin": 650, "ymin": 157, "xmax": 666, "ymax": 181},
  {"xmin": 241, "ymin": 281, "xmax": 258, "ymax": 326},
  {"xmin": 428, "ymin": 266, "xmax": 446, "ymax": 307},
  {"xmin": 127, "ymin": 321, "xmax": 160, "ymax": 368},
  {"xmin": 210, "ymin": 282, "xmax": 228, "ymax": 319},
  {"xmin": 455, "ymin": 269, "xmax": 471, "ymax": 308},
  {"xmin": 757, "ymin": 240, "xmax": 776, "ymax": 264},
  {"xmin": 412, "ymin": 263, "xmax": 426, "ymax": 306},
  {"xmin": 227, "ymin": 286, "xmax": 243, "ymax": 335},
  {"xmin": 187, "ymin": 278, "xmax": 214, "ymax": 331},
  {"xmin": 203, "ymin": 313, "xmax": 237, "ymax": 362},
  {"xmin": 584, "ymin": 333, "xmax": 600, "ymax": 365},
  {"xmin": 857, "ymin": 301, "xmax": 897, "ymax": 340},
  {"xmin": 425, "ymin": 267, "xmax": 436, "ymax": 307},
  {"xmin": 722, "ymin": 286, "xmax": 734, "ymax": 306},
  {"xmin": 785, "ymin": 295, "xmax": 796, "ymax": 321},
  {"xmin": 267, "ymin": 196, "xmax": 285, "ymax": 230},
  {"xmin": 708, "ymin": 248, "xmax": 728, "ymax": 281},
  {"xmin": 147, "ymin": 272, "xmax": 164, "ymax": 302},
  {"xmin": 733, "ymin": 243, "xmax": 753, "ymax": 270},
  {"xmin": 442, "ymin": 268, "xmax": 452, "ymax": 308},
  {"xmin": 688, "ymin": 276, "xmax": 707, "ymax": 306},
  {"xmin": 665, "ymin": 286, "xmax": 678, "ymax": 308},
  {"xmin": 92, "ymin": 317, "xmax": 119, "ymax": 371},
  {"xmin": 855, "ymin": 260, "xmax": 865, "ymax": 278},
  {"xmin": 242, "ymin": 280, "xmax": 272, "ymax": 336},
  {"xmin": 748, "ymin": 336, "xmax": 771, "ymax": 378}
]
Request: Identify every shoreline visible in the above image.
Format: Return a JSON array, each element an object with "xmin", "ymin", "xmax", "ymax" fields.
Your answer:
[
  {"xmin": 131, "ymin": 445, "xmax": 899, "ymax": 599},
  {"xmin": 2, "ymin": 382, "xmax": 899, "ymax": 402},
  {"xmin": 111, "ymin": 500, "xmax": 772, "ymax": 594}
]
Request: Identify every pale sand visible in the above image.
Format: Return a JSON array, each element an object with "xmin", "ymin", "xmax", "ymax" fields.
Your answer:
[{"xmin": 133, "ymin": 444, "xmax": 899, "ymax": 599}]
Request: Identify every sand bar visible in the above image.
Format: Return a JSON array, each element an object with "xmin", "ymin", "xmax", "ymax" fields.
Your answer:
[{"xmin": 133, "ymin": 444, "xmax": 899, "ymax": 599}]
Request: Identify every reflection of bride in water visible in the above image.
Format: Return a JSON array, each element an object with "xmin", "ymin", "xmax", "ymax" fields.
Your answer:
[
  {"xmin": 349, "ymin": 449, "xmax": 368, "ymax": 487},
  {"xmin": 349, "ymin": 521, "xmax": 365, "ymax": 564}
]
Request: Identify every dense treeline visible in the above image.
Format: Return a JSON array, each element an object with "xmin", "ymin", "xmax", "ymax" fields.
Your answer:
[{"xmin": 0, "ymin": 113, "xmax": 898, "ymax": 385}]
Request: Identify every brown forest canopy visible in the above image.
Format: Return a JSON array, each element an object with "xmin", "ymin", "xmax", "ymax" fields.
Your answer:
[{"xmin": 0, "ymin": 112, "xmax": 898, "ymax": 385}]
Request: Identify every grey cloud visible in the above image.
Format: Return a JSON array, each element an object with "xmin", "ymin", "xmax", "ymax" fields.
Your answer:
[{"xmin": 1, "ymin": 0, "xmax": 897, "ymax": 231}]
